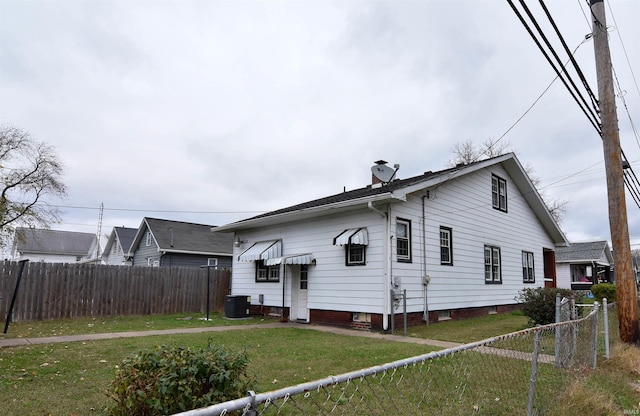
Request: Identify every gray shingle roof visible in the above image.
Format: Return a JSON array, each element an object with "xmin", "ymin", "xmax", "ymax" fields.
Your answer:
[
  {"xmin": 14, "ymin": 228, "xmax": 96, "ymax": 256},
  {"xmin": 114, "ymin": 226, "xmax": 137, "ymax": 253},
  {"xmin": 144, "ymin": 218, "xmax": 233, "ymax": 254},
  {"xmin": 235, "ymin": 164, "xmax": 462, "ymax": 223},
  {"xmin": 555, "ymin": 241, "xmax": 611, "ymax": 263}
]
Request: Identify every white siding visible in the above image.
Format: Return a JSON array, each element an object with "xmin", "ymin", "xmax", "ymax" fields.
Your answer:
[
  {"xmin": 231, "ymin": 163, "xmax": 559, "ymax": 318},
  {"xmin": 421, "ymin": 165, "xmax": 552, "ymax": 311},
  {"xmin": 16, "ymin": 253, "xmax": 80, "ymax": 263},
  {"xmin": 104, "ymin": 241, "xmax": 125, "ymax": 265},
  {"xmin": 556, "ymin": 264, "xmax": 571, "ymax": 289},
  {"xmin": 231, "ymin": 210, "xmax": 388, "ymax": 314}
]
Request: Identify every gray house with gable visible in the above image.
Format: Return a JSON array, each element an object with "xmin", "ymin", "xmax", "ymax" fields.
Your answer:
[
  {"xmin": 129, "ymin": 217, "xmax": 234, "ymax": 268},
  {"xmin": 555, "ymin": 241, "xmax": 614, "ymax": 290}
]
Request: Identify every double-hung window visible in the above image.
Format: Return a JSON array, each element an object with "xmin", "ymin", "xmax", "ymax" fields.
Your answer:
[
  {"xmin": 347, "ymin": 245, "xmax": 366, "ymax": 265},
  {"xmin": 396, "ymin": 218, "xmax": 411, "ymax": 262},
  {"xmin": 484, "ymin": 245, "xmax": 502, "ymax": 283},
  {"xmin": 492, "ymin": 174, "xmax": 507, "ymax": 212},
  {"xmin": 334, "ymin": 228, "xmax": 368, "ymax": 266},
  {"xmin": 440, "ymin": 226, "xmax": 453, "ymax": 265},
  {"xmin": 522, "ymin": 251, "xmax": 535, "ymax": 283},
  {"xmin": 256, "ymin": 260, "xmax": 280, "ymax": 282}
]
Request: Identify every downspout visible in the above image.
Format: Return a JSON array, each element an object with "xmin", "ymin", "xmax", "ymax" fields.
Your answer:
[
  {"xmin": 422, "ymin": 194, "xmax": 430, "ymax": 324},
  {"xmin": 368, "ymin": 201, "xmax": 390, "ymax": 331},
  {"xmin": 281, "ymin": 264, "xmax": 286, "ymax": 322}
]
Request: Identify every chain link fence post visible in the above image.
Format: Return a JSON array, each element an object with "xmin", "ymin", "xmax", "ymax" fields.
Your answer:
[
  {"xmin": 603, "ymin": 298, "xmax": 610, "ymax": 358},
  {"xmin": 592, "ymin": 301, "xmax": 600, "ymax": 369},
  {"xmin": 526, "ymin": 330, "xmax": 541, "ymax": 416}
]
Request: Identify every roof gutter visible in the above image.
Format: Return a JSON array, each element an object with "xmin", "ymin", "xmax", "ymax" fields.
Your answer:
[
  {"xmin": 160, "ymin": 249, "xmax": 232, "ymax": 256},
  {"xmin": 215, "ymin": 193, "xmax": 403, "ymax": 233}
]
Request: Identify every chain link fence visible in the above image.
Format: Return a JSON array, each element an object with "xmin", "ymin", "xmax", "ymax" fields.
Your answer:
[{"xmin": 175, "ymin": 302, "xmax": 616, "ymax": 416}]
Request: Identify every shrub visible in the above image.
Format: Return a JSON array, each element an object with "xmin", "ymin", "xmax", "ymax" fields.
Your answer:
[
  {"xmin": 515, "ymin": 287, "xmax": 577, "ymax": 326},
  {"xmin": 590, "ymin": 283, "xmax": 616, "ymax": 303},
  {"xmin": 103, "ymin": 341, "xmax": 255, "ymax": 416}
]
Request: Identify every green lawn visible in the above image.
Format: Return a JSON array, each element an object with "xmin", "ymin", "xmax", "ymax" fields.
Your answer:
[
  {"xmin": 1, "ymin": 312, "xmax": 269, "ymax": 339},
  {"xmin": 1, "ymin": 311, "xmax": 638, "ymax": 416},
  {"xmin": 0, "ymin": 326, "xmax": 439, "ymax": 416}
]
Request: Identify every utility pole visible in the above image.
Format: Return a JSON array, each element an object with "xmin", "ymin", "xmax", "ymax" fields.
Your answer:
[{"xmin": 590, "ymin": 0, "xmax": 639, "ymax": 344}]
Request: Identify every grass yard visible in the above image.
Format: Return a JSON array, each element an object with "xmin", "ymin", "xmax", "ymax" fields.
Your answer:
[
  {"xmin": 0, "ymin": 312, "xmax": 268, "ymax": 339},
  {"xmin": 1, "ymin": 311, "xmax": 638, "ymax": 415},
  {"xmin": 0, "ymin": 326, "xmax": 438, "ymax": 416},
  {"xmin": 407, "ymin": 310, "xmax": 530, "ymax": 343}
]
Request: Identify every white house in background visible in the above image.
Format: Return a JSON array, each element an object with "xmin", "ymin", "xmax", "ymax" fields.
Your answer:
[
  {"xmin": 11, "ymin": 227, "xmax": 97, "ymax": 264},
  {"xmin": 102, "ymin": 226, "xmax": 138, "ymax": 265},
  {"xmin": 213, "ymin": 153, "xmax": 569, "ymax": 331},
  {"xmin": 555, "ymin": 241, "xmax": 614, "ymax": 290}
]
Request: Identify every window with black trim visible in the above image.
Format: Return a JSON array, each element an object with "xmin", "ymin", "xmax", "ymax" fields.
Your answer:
[
  {"xmin": 346, "ymin": 244, "xmax": 366, "ymax": 266},
  {"xmin": 300, "ymin": 265, "xmax": 308, "ymax": 289},
  {"xmin": 256, "ymin": 260, "xmax": 280, "ymax": 282},
  {"xmin": 396, "ymin": 218, "xmax": 412, "ymax": 262},
  {"xmin": 484, "ymin": 245, "xmax": 502, "ymax": 283},
  {"xmin": 522, "ymin": 251, "xmax": 535, "ymax": 283},
  {"xmin": 440, "ymin": 226, "xmax": 453, "ymax": 265},
  {"xmin": 491, "ymin": 174, "xmax": 507, "ymax": 212}
]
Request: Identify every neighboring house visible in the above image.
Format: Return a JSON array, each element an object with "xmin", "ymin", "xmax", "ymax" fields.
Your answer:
[
  {"xmin": 213, "ymin": 153, "xmax": 569, "ymax": 331},
  {"xmin": 11, "ymin": 227, "xmax": 97, "ymax": 263},
  {"xmin": 555, "ymin": 241, "xmax": 614, "ymax": 290},
  {"xmin": 102, "ymin": 227, "xmax": 137, "ymax": 265},
  {"xmin": 128, "ymin": 217, "xmax": 234, "ymax": 268}
]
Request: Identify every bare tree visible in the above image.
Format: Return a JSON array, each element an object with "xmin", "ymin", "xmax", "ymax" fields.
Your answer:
[
  {"xmin": 448, "ymin": 138, "xmax": 512, "ymax": 167},
  {"xmin": 448, "ymin": 139, "xmax": 567, "ymax": 223},
  {"xmin": 0, "ymin": 125, "xmax": 67, "ymax": 247}
]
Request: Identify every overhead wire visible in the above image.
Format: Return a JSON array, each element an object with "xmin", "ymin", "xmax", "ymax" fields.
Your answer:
[
  {"xmin": 505, "ymin": 0, "xmax": 602, "ymax": 135},
  {"xmin": 505, "ymin": 0, "xmax": 640, "ymax": 209},
  {"xmin": 606, "ymin": 0, "xmax": 640, "ymax": 98}
]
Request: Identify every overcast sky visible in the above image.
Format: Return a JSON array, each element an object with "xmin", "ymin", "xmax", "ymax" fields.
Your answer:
[{"xmin": 1, "ymin": 0, "xmax": 639, "ymax": 251}]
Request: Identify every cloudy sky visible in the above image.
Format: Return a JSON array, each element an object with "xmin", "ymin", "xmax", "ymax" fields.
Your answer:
[{"xmin": 1, "ymin": 0, "xmax": 639, "ymax": 251}]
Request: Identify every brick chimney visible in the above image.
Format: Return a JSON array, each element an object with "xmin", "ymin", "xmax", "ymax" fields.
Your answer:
[{"xmin": 372, "ymin": 160, "xmax": 388, "ymax": 185}]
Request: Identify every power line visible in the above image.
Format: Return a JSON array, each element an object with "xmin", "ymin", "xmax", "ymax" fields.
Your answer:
[
  {"xmin": 506, "ymin": 0, "xmax": 640, "ymax": 209},
  {"xmin": 38, "ymin": 203, "xmax": 266, "ymax": 215},
  {"xmin": 607, "ymin": 0, "xmax": 640, "ymax": 98},
  {"xmin": 505, "ymin": 0, "xmax": 602, "ymax": 134}
]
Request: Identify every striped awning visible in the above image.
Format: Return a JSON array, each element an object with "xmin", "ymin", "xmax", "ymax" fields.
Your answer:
[
  {"xmin": 264, "ymin": 253, "xmax": 315, "ymax": 266},
  {"xmin": 238, "ymin": 240, "xmax": 282, "ymax": 262},
  {"xmin": 333, "ymin": 228, "xmax": 369, "ymax": 246}
]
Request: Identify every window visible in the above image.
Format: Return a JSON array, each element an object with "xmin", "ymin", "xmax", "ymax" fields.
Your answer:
[
  {"xmin": 334, "ymin": 228, "xmax": 368, "ymax": 266},
  {"xmin": 492, "ymin": 175, "xmax": 507, "ymax": 212},
  {"xmin": 484, "ymin": 245, "xmax": 502, "ymax": 283},
  {"xmin": 207, "ymin": 258, "xmax": 218, "ymax": 267},
  {"xmin": 145, "ymin": 231, "xmax": 153, "ymax": 246},
  {"xmin": 522, "ymin": 251, "xmax": 535, "ymax": 283},
  {"xmin": 396, "ymin": 218, "xmax": 412, "ymax": 262},
  {"xmin": 300, "ymin": 265, "xmax": 308, "ymax": 290},
  {"xmin": 256, "ymin": 260, "xmax": 280, "ymax": 282},
  {"xmin": 440, "ymin": 227, "xmax": 453, "ymax": 265},
  {"xmin": 438, "ymin": 310, "xmax": 451, "ymax": 321},
  {"xmin": 346, "ymin": 244, "xmax": 366, "ymax": 266},
  {"xmin": 570, "ymin": 264, "xmax": 593, "ymax": 283}
]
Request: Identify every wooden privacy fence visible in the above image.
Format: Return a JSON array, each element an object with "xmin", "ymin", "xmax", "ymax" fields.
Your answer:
[{"xmin": 0, "ymin": 261, "xmax": 230, "ymax": 322}]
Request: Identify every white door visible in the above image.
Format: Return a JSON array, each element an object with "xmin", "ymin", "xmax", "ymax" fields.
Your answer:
[{"xmin": 292, "ymin": 265, "xmax": 309, "ymax": 321}]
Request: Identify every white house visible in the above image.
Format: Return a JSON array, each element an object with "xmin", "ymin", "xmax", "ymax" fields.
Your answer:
[
  {"xmin": 555, "ymin": 241, "xmax": 614, "ymax": 290},
  {"xmin": 102, "ymin": 226, "xmax": 137, "ymax": 265},
  {"xmin": 213, "ymin": 153, "xmax": 568, "ymax": 331},
  {"xmin": 11, "ymin": 227, "xmax": 97, "ymax": 264}
]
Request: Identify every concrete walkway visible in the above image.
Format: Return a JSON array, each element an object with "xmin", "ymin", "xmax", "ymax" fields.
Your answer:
[{"xmin": 0, "ymin": 321, "xmax": 461, "ymax": 349}]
